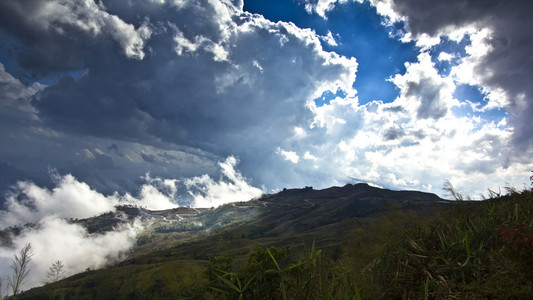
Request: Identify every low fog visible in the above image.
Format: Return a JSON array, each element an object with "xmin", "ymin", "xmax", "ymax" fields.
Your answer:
[{"xmin": 0, "ymin": 156, "xmax": 262, "ymax": 292}]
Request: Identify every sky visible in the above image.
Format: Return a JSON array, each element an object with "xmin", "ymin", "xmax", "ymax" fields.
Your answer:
[
  {"xmin": 0, "ymin": 0, "xmax": 533, "ymax": 290},
  {"xmin": 0, "ymin": 0, "xmax": 532, "ymax": 205}
]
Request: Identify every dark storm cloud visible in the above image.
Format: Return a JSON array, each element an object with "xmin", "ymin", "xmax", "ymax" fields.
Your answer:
[
  {"xmin": 0, "ymin": 162, "xmax": 26, "ymax": 205},
  {"xmin": 0, "ymin": 0, "xmax": 357, "ymax": 193},
  {"xmin": 140, "ymin": 152, "xmax": 157, "ymax": 163},
  {"xmin": 0, "ymin": 0, "xmax": 150, "ymax": 75},
  {"xmin": 107, "ymin": 143, "xmax": 118, "ymax": 151}
]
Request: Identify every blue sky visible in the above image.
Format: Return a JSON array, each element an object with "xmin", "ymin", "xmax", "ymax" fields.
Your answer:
[
  {"xmin": 245, "ymin": 0, "xmax": 419, "ymax": 104},
  {"xmin": 1, "ymin": 0, "xmax": 533, "ymax": 289}
]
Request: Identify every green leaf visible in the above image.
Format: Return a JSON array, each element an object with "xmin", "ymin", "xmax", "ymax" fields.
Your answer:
[
  {"xmin": 267, "ymin": 248, "xmax": 281, "ymax": 271},
  {"xmin": 214, "ymin": 272, "xmax": 240, "ymax": 293},
  {"xmin": 241, "ymin": 273, "xmax": 256, "ymax": 292}
]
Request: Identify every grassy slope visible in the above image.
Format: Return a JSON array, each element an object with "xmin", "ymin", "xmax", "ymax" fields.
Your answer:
[{"xmin": 20, "ymin": 183, "xmax": 452, "ymax": 299}]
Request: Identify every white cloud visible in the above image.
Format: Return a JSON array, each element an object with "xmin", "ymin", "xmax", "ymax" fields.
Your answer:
[
  {"xmin": 303, "ymin": 151, "xmax": 318, "ymax": 161},
  {"xmin": 122, "ymin": 176, "xmax": 179, "ymax": 211},
  {"xmin": 390, "ymin": 52, "xmax": 458, "ymax": 120},
  {"xmin": 0, "ymin": 216, "xmax": 141, "ymax": 291},
  {"xmin": 321, "ymin": 31, "xmax": 338, "ymax": 46},
  {"xmin": 274, "ymin": 50, "xmax": 531, "ymax": 197},
  {"xmin": 252, "ymin": 60, "xmax": 264, "ymax": 72},
  {"xmin": 173, "ymin": 31, "xmax": 202, "ymax": 55},
  {"xmin": 304, "ymin": 0, "xmax": 361, "ymax": 19},
  {"xmin": 302, "ymin": 0, "xmax": 533, "ymax": 152},
  {"xmin": 277, "ymin": 147, "xmax": 300, "ymax": 164},
  {"xmin": 0, "ymin": 174, "xmax": 119, "ymax": 227},
  {"xmin": 185, "ymin": 156, "xmax": 263, "ymax": 208},
  {"xmin": 437, "ymin": 52, "xmax": 454, "ymax": 62}
]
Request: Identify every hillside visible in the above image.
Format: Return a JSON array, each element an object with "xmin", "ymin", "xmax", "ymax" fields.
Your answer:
[
  {"xmin": 18, "ymin": 183, "xmax": 449, "ymax": 299},
  {"xmin": 81, "ymin": 183, "xmax": 446, "ymax": 258},
  {"xmin": 19, "ymin": 183, "xmax": 533, "ymax": 299}
]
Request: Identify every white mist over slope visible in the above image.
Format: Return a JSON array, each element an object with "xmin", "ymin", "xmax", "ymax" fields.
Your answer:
[
  {"xmin": 0, "ymin": 218, "xmax": 142, "ymax": 290},
  {"xmin": 0, "ymin": 156, "xmax": 261, "ymax": 291}
]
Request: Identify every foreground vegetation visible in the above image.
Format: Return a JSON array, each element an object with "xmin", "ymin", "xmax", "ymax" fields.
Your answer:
[
  {"xmin": 201, "ymin": 188, "xmax": 533, "ymax": 299},
  {"xmin": 353, "ymin": 187, "xmax": 533, "ymax": 299},
  {"xmin": 19, "ymin": 183, "xmax": 533, "ymax": 299}
]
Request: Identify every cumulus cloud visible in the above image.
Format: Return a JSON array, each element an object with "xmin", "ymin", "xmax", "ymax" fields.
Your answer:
[
  {"xmin": 287, "ymin": 97, "xmax": 526, "ymax": 197},
  {"xmin": 294, "ymin": 0, "xmax": 533, "ymax": 193},
  {"xmin": 185, "ymin": 156, "xmax": 263, "ymax": 208},
  {"xmin": 371, "ymin": 0, "xmax": 533, "ymax": 150},
  {"xmin": 303, "ymin": 0, "xmax": 533, "ymax": 152},
  {"xmin": 0, "ymin": 172, "xmax": 147, "ymax": 292},
  {"xmin": 390, "ymin": 52, "xmax": 458, "ymax": 120},
  {"xmin": 274, "ymin": 48, "xmax": 530, "ymax": 197},
  {"xmin": 1, "ymin": 175, "xmax": 117, "ymax": 227}
]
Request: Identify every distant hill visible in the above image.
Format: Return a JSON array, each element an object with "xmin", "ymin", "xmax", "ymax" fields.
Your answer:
[
  {"xmin": 19, "ymin": 183, "xmax": 450, "ymax": 299},
  {"xmin": 65, "ymin": 183, "xmax": 447, "ymax": 257}
]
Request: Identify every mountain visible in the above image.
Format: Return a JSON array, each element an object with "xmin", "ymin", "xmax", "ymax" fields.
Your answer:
[
  {"xmin": 73, "ymin": 183, "xmax": 447, "ymax": 257},
  {"xmin": 19, "ymin": 183, "xmax": 448, "ymax": 299}
]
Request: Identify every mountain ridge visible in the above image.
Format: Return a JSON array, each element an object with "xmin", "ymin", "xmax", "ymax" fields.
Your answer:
[{"xmin": 17, "ymin": 182, "xmax": 450, "ymax": 299}]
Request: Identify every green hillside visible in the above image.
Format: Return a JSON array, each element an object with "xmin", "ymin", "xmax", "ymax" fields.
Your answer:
[{"xmin": 18, "ymin": 183, "xmax": 533, "ymax": 299}]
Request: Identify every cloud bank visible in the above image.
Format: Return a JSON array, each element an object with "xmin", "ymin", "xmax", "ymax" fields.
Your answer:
[
  {"xmin": 298, "ymin": 0, "xmax": 533, "ymax": 193},
  {"xmin": 304, "ymin": 0, "xmax": 533, "ymax": 149}
]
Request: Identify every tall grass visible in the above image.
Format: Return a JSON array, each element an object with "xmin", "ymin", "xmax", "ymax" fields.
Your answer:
[
  {"xmin": 203, "ymin": 187, "xmax": 533, "ymax": 299},
  {"xmin": 362, "ymin": 188, "xmax": 533, "ymax": 299},
  {"xmin": 204, "ymin": 242, "xmax": 361, "ymax": 300}
]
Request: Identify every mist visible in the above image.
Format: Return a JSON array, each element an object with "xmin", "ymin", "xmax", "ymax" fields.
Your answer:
[
  {"xmin": 0, "ymin": 156, "xmax": 262, "ymax": 292},
  {"xmin": 0, "ymin": 217, "xmax": 142, "ymax": 290}
]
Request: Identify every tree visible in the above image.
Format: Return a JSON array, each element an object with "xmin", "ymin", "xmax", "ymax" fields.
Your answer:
[
  {"xmin": 47, "ymin": 260, "xmax": 65, "ymax": 283},
  {"xmin": 8, "ymin": 243, "xmax": 33, "ymax": 300}
]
